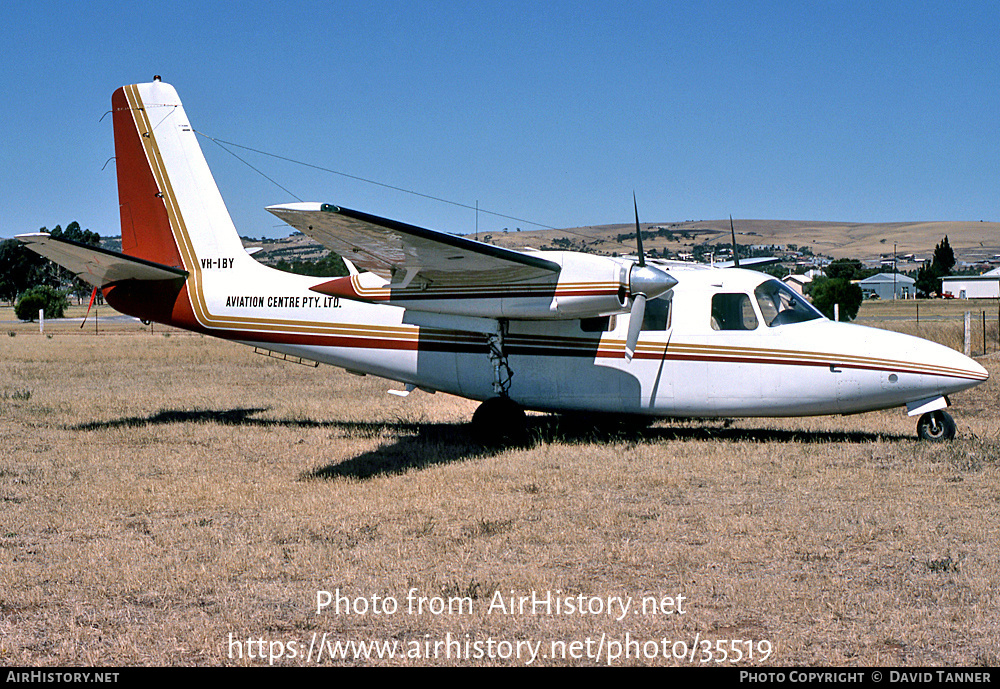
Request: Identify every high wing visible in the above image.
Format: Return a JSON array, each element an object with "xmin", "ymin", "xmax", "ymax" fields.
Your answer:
[
  {"xmin": 16, "ymin": 233, "xmax": 188, "ymax": 287},
  {"xmin": 267, "ymin": 202, "xmax": 670, "ymax": 322},
  {"xmin": 266, "ymin": 202, "xmax": 560, "ymax": 286}
]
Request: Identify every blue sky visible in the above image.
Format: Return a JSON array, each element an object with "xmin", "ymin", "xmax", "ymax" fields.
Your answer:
[{"xmin": 3, "ymin": 1, "xmax": 998, "ymax": 240}]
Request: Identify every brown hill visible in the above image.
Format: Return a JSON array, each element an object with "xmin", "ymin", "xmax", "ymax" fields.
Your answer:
[
  {"xmin": 484, "ymin": 219, "xmax": 1000, "ymax": 265},
  {"xmin": 103, "ymin": 219, "xmax": 1000, "ymax": 268}
]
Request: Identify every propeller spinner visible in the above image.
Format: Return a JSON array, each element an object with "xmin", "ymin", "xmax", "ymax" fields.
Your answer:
[{"xmin": 625, "ymin": 195, "xmax": 676, "ymax": 361}]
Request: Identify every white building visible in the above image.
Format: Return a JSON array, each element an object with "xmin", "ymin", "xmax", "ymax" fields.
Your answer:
[{"xmin": 941, "ymin": 267, "xmax": 1000, "ymax": 299}]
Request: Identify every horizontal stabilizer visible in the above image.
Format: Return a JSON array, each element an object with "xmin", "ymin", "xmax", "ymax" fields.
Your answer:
[{"xmin": 16, "ymin": 233, "xmax": 188, "ymax": 287}]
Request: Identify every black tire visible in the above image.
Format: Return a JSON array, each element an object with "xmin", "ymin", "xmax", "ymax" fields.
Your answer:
[
  {"xmin": 471, "ymin": 397, "xmax": 528, "ymax": 446},
  {"xmin": 917, "ymin": 410, "xmax": 956, "ymax": 441}
]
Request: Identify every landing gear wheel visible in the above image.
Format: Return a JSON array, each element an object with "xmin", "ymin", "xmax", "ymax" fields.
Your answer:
[
  {"xmin": 917, "ymin": 410, "xmax": 956, "ymax": 441},
  {"xmin": 471, "ymin": 397, "xmax": 528, "ymax": 446}
]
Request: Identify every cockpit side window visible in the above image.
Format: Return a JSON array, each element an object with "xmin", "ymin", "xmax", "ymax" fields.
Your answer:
[
  {"xmin": 641, "ymin": 296, "xmax": 671, "ymax": 331},
  {"xmin": 754, "ymin": 279, "xmax": 824, "ymax": 327},
  {"xmin": 710, "ymin": 293, "xmax": 758, "ymax": 330}
]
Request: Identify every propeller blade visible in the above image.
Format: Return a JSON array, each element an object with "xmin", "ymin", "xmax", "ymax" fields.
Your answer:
[
  {"xmin": 730, "ymin": 215, "xmax": 740, "ymax": 268},
  {"xmin": 624, "ymin": 293, "xmax": 646, "ymax": 361},
  {"xmin": 633, "ymin": 192, "xmax": 645, "ymax": 267}
]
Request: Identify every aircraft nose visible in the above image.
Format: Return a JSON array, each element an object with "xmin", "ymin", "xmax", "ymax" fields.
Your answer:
[
  {"xmin": 915, "ymin": 336, "xmax": 989, "ymax": 392},
  {"xmin": 960, "ymin": 352, "xmax": 988, "ymax": 384},
  {"xmin": 968, "ymin": 355, "xmax": 989, "ymax": 381}
]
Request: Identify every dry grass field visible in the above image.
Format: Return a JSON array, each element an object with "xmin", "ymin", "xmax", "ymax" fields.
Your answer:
[{"xmin": 1, "ymin": 303, "xmax": 998, "ymax": 666}]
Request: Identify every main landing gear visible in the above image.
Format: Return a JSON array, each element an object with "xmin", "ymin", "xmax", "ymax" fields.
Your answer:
[
  {"xmin": 916, "ymin": 410, "xmax": 956, "ymax": 441},
  {"xmin": 472, "ymin": 320, "xmax": 529, "ymax": 445},
  {"xmin": 471, "ymin": 397, "xmax": 528, "ymax": 446}
]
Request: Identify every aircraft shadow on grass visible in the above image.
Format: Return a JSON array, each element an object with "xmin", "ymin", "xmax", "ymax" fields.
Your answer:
[{"xmin": 71, "ymin": 407, "xmax": 910, "ymax": 481}]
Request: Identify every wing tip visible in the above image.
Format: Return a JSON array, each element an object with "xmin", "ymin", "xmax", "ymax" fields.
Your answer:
[
  {"xmin": 265, "ymin": 202, "xmax": 325, "ymax": 215},
  {"xmin": 14, "ymin": 232, "xmax": 49, "ymax": 242}
]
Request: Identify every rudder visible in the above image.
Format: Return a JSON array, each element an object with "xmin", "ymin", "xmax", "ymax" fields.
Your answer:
[{"xmin": 112, "ymin": 79, "xmax": 246, "ymax": 271}]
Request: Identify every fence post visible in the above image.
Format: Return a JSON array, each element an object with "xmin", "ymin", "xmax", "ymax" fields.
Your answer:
[{"xmin": 964, "ymin": 311, "xmax": 971, "ymax": 356}]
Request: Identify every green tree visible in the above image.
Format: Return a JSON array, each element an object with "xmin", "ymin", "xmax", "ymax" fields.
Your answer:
[
  {"xmin": 824, "ymin": 258, "xmax": 864, "ymax": 281},
  {"xmin": 15, "ymin": 285, "xmax": 69, "ymax": 321},
  {"xmin": 914, "ymin": 236, "xmax": 957, "ymax": 297},
  {"xmin": 0, "ymin": 239, "xmax": 57, "ymax": 303},
  {"xmin": 272, "ymin": 253, "xmax": 348, "ymax": 277},
  {"xmin": 931, "ymin": 236, "xmax": 955, "ymax": 275},
  {"xmin": 914, "ymin": 263, "xmax": 940, "ymax": 297},
  {"xmin": 807, "ymin": 276, "xmax": 863, "ymax": 322},
  {"xmin": 50, "ymin": 221, "xmax": 101, "ymax": 246},
  {"xmin": 49, "ymin": 222, "xmax": 102, "ymax": 301},
  {"xmin": 0, "ymin": 223, "xmax": 102, "ymax": 305}
]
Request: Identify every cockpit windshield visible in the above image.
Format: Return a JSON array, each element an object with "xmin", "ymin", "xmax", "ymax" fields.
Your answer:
[{"xmin": 754, "ymin": 279, "xmax": 824, "ymax": 327}]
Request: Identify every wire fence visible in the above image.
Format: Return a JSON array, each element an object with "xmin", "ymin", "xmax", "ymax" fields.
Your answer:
[{"xmin": 856, "ymin": 300, "xmax": 1000, "ymax": 357}]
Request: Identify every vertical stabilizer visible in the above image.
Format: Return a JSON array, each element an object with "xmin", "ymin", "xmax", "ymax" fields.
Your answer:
[{"xmin": 112, "ymin": 80, "xmax": 246, "ymax": 271}]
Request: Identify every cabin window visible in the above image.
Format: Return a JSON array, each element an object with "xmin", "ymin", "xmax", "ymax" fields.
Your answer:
[
  {"xmin": 710, "ymin": 293, "xmax": 758, "ymax": 330},
  {"xmin": 641, "ymin": 296, "xmax": 671, "ymax": 331},
  {"xmin": 754, "ymin": 279, "xmax": 823, "ymax": 326}
]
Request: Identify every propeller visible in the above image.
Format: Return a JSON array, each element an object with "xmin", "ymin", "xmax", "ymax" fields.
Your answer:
[
  {"xmin": 730, "ymin": 215, "xmax": 740, "ymax": 268},
  {"xmin": 624, "ymin": 292, "xmax": 647, "ymax": 361},
  {"xmin": 624, "ymin": 194, "xmax": 676, "ymax": 361}
]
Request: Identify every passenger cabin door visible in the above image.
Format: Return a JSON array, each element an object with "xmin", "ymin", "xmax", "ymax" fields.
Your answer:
[{"xmin": 704, "ymin": 291, "xmax": 763, "ymax": 411}]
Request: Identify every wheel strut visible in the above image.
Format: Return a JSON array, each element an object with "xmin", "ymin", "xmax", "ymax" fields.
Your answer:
[{"xmin": 487, "ymin": 319, "xmax": 513, "ymax": 397}]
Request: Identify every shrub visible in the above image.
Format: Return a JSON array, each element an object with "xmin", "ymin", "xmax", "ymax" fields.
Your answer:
[
  {"xmin": 15, "ymin": 285, "xmax": 69, "ymax": 321},
  {"xmin": 807, "ymin": 276, "xmax": 863, "ymax": 322}
]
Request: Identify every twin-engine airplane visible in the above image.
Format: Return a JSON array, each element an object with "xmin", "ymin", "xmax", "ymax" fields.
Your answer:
[{"xmin": 17, "ymin": 80, "xmax": 988, "ymax": 443}]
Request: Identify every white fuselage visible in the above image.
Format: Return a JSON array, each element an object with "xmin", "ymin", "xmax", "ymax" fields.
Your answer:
[
  {"xmin": 89, "ymin": 79, "xmax": 989, "ymax": 421},
  {"xmin": 203, "ymin": 258, "xmax": 986, "ymax": 418}
]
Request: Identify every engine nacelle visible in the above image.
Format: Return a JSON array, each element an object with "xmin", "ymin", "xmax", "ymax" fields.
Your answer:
[{"xmin": 311, "ymin": 251, "xmax": 671, "ymax": 320}]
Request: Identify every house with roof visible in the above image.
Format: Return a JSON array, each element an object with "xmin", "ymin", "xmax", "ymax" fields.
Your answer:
[
  {"xmin": 781, "ymin": 273, "xmax": 812, "ymax": 296},
  {"xmin": 857, "ymin": 273, "xmax": 916, "ymax": 300}
]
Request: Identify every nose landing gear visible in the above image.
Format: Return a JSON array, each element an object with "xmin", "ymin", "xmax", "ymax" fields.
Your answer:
[{"xmin": 917, "ymin": 410, "xmax": 956, "ymax": 441}]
